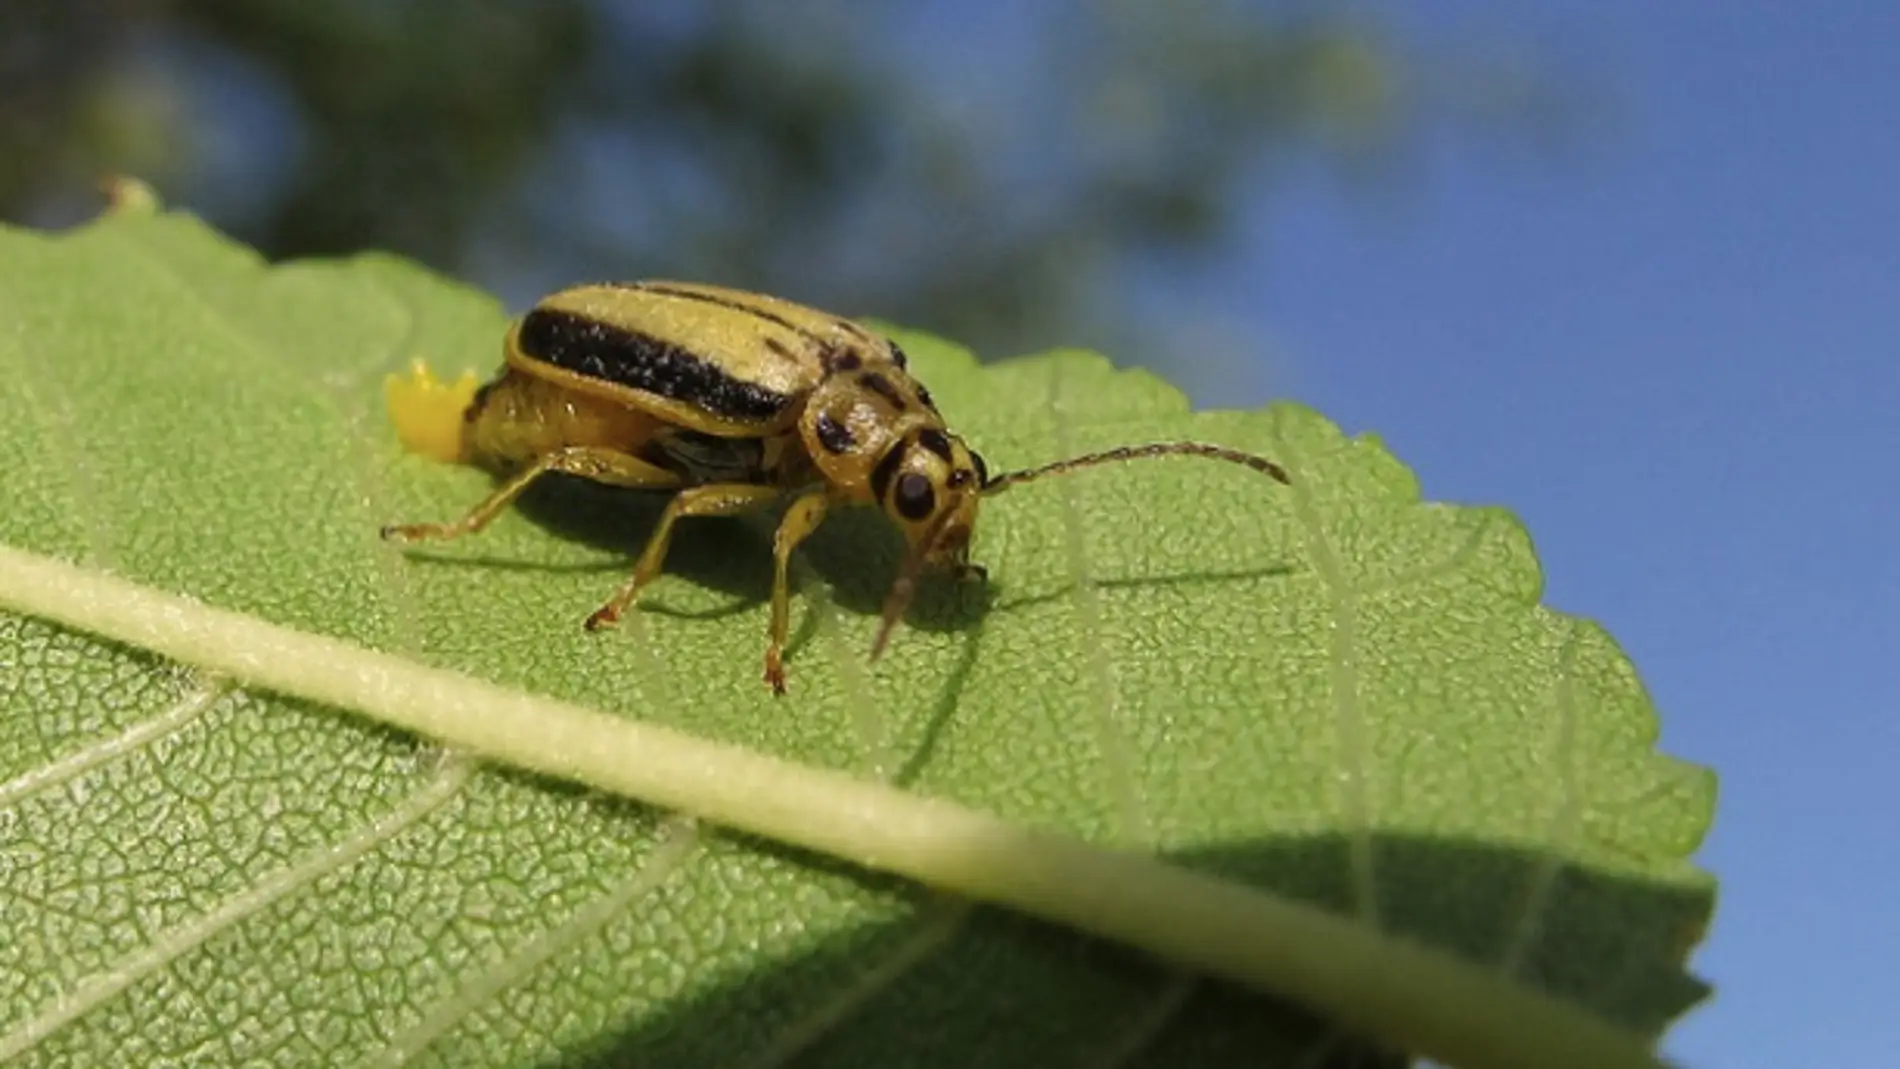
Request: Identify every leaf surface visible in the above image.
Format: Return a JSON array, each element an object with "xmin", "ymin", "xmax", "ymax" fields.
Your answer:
[{"xmin": 0, "ymin": 206, "xmax": 1714, "ymax": 1068}]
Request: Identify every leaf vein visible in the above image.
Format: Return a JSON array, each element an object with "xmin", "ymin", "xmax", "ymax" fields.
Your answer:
[
  {"xmin": 0, "ymin": 324, "xmax": 118, "ymax": 566},
  {"xmin": 1499, "ymin": 626, "xmax": 1584, "ymax": 979},
  {"xmin": 1357, "ymin": 510, "xmax": 1500, "ymax": 598},
  {"xmin": 0, "ymin": 674, "xmax": 231, "ymax": 810},
  {"xmin": 1075, "ymin": 970, "xmax": 1198, "ymax": 1069},
  {"xmin": 730, "ymin": 899, "xmax": 971, "ymax": 1069},
  {"xmin": 1276, "ymin": 424, "xmax": 1380, "ymax": 927},
  {"xmin": 0, "ymin": 532, "xmax": 1680, "ymax": 1069},
  {"xmin": 1045, "ymin": 368, "xmax": 1149, "ymax": 846},
  {"xmin": 100, "ymin": 226, "xmax": 308, "ymax": 390},
  {"xmin": 0, "ymin": 759, "xmax": 472, "ymax": 1062},
  {"xmin": 809, "ymin": 580, "xmax": 900, "ymax": 780},
  {"xmin": 360, "ymin": 812, "xmax": 703, "ymax": 1069}
]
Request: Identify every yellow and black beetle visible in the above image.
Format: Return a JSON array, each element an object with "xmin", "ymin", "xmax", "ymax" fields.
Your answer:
[{"xmin": 381, "ymin": 281, "xmax": 1290, "ymax": 694}]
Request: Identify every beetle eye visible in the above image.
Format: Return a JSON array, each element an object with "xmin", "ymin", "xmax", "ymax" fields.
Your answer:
[{"xmin": 894, "ymin": 472, "xmax": 936, "ymax": 521}]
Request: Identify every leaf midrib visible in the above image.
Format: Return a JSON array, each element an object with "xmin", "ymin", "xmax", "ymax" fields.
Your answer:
[{"xmin": 0, "ymin": 541, "xmax": 1667, "ymax": 1069}]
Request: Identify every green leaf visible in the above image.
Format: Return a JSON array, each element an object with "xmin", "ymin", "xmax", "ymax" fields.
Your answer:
[{"xmin": 0, "ymin": 201, "xmax": 1715, "ymax": 1069}]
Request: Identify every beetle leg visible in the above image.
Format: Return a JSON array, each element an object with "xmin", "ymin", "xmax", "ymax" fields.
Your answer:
[
  {"xmin": 381, "ymin": 446, "xmax": 680, "ymax": 543},
  {"xmin": 585, "ymin": 482, "xmax": 783, "ymax": 635},
  {"xmin": 764, "ymin": 490, "xmax": 830, "ymax": 695}
]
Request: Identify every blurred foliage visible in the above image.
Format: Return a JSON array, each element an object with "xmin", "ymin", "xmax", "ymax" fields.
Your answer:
[{"xmin": 0, "ymin": 0, "xmax": 1566, "ymax": 361}]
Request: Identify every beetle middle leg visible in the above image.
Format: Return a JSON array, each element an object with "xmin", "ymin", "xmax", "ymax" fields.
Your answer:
[
  {"xmin": 763, "ymin": 490, "xmax": 829, "ymax": 695},
  {"xmin": 381, "ymin": 446, "xmax": 681, "ymax": 543},
  {"xmin": 584, "ymin": 482, "xmax": 783, "ymax": 635}
]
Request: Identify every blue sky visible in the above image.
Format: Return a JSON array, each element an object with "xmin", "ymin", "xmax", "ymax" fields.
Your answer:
[{"xmin": 1197, "ymin": 5, "xmax": 1895, "ymax": 1065}]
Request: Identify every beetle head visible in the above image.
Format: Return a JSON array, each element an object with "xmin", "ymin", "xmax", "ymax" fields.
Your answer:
[
  {"xmin": 798, "ymin": 374, "xmax": 989, "ymax": 568},
  {"xmin": 862, "ymin": 426, "xmax": 992, "ymax": 660},
  {"xmin": 868, "ymin": 426, "xmax": 990, "ymax": 570},
  {"xmin": 796, "ymin": 372, "xmax": 993, "ymax": 659}
]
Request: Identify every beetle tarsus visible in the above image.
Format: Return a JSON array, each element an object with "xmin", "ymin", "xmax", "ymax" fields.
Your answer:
[
  {"xmin": 584, "ymin": 606, "xmax": 619, "ymax": 631},
  {"xmin": 382, "ymin": 521, "xmax": 451, "ymax": 543},
  {"xmin": 764, "ymin": 649, "xmax": 788, "ymax": 696}
]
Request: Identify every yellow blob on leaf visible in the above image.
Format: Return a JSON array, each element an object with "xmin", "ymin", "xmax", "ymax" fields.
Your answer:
[{"xmin": 384, "ymin": 358, "xmax": 479, "ymax": 465}]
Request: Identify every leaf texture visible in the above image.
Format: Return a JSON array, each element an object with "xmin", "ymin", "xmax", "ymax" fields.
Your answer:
[{"xmin": 0, "ymin": 206, "xmax": 1715, "ymax": 1068}]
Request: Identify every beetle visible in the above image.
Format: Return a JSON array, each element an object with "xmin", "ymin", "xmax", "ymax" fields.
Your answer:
[{"xmin": 380, "ymin": 281, "xmax": 1290, "ymax": 694}]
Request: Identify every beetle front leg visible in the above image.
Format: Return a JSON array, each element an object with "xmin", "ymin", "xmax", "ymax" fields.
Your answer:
[
  {"xmin": 381, "ymin": 446, "xmax": 680, "ymax": 543},
  {"xmin": 584, "ymin": 482, "xmax": 783, "ymax": 634},
  {"xmin": 764, "ymin": 490, "xmax": 829, "ymax": 695}
]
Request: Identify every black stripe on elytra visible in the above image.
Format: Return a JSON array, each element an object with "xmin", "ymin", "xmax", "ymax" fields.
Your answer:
[
  {"xmin": 888, "ymin": 341, "xmax": 909, "ymax": 369},
  {"xmin": 518, "ymin": 308, "xmax": 790, "ymax": 423},
  {"xmin": 814, "ymin": 413, "xmax": 856, "ymax": 453},
  {"xmin": 858, "ymin": 371, "xmax": 906, "ymax": 411},
  {"xmin": 869, "ymin": 441, "xmax": 907, "ymax": 504}
]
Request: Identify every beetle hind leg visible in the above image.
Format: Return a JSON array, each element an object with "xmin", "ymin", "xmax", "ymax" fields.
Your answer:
[{"xmin": 381, "ymin": 446, "xmax": 680, "ymax": 543}]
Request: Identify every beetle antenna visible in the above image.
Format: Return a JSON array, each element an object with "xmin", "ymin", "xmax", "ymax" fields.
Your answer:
[
  {"xmin": 981, "ymin": 441, "xmax": 1290, "ymax": 492},
  {"xmin": 869, "ymin": 512, "xmax": 955, "ymax": 661}
]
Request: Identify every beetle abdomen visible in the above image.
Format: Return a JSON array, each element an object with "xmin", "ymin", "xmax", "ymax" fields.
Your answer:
[{"xmin": 462, "ymin": 368, "xmax": 665, "ymax": 474}]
